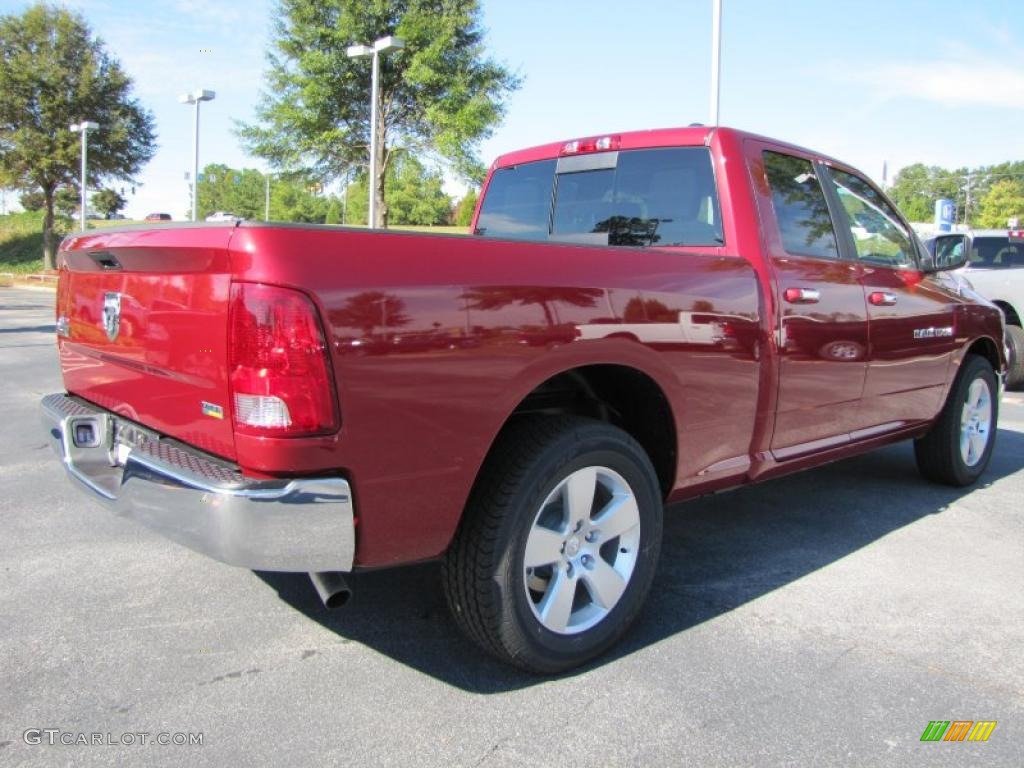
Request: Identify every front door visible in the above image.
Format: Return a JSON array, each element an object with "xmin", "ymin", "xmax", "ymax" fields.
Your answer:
[
  {"xmin": 747, "ymin": 145, "xmax": 869, "ymax": 456},
  {"xmin": 821, "ymin": 166, "xmax": 960, "ymax": 430}
]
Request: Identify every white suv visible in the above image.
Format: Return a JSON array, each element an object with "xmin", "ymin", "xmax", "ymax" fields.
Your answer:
[{"xmin": 928, "ymin": 229, "xmax": 1024, "ymax": 388}]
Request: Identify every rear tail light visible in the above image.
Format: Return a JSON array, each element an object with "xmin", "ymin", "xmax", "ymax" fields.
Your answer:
[{"xmin": 228, "ymin": 282, "xmax": 338, "ymax": 437}]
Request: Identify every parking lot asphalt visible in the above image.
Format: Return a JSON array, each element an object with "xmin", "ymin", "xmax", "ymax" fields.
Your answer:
[{"xmin": 0, "ymin": 285, "xmax": 1021, "ymax": 767}]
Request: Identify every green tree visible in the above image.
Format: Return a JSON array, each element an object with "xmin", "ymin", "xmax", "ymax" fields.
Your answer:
[
  {"xmin": 343, "ymin": 175, "xmax": 369, "ymax": 225},
  {"xmin": 92, "ymin": 187, "xmax": 126, "ymax": 218},
  {"xmin": 0, "ymin": 4, "xmax": 156, "ymax": 269},
  {"xmin": 977, "ymin": 178, "xmax": 1024, "ymax": 229},
  {"xmin": 325, "ymin": 197, "xmax": 342, "ymax": 225},
  {"xmin": 386, "ymin": 154, "xmax": 451, "ymax": 225},
  {"xmin": 452, "ymin": 187, "xmax": 478, "ymax": 227},
  {"xmin": 195, "ymin": 164, "xmax": 266, "ymax": 219},
  {"xmin": 338, "ymin": 155, "xmax": 449, "ymax": 225},
  {"xmin": 888, "ymin": 164, "xmax": 964, "ymax": 223},
  {"xmin": 238, "ymin": 0, "xmax": 520, "ymax": 228},
  {"xmin": 18, "ymin": 190, "xmax": 44, "ymax": 212},
  {"xmin": 54, "ymin": 186, "xmax": 79, "ymax": 218}
]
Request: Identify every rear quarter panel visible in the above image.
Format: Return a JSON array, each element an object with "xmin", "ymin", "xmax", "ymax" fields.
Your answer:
[{"xmin": 229, "ymin": 225, "xmax": 762, "ymax": 567}]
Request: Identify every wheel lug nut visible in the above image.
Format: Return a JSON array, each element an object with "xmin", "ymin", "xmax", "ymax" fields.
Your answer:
[
  {"xmin": 585, "ymin": 530, "xmax": 599, "ymax": 543},
  {"xmin": 581, "ymin": 554, "xmax": 594, "ymax": 569}
]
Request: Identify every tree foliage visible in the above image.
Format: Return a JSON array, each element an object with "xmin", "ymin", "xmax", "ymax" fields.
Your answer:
[
  {"xmin": 343, "ymin": 154, "xmax": 451, "ymax": 225},
  {"xmin": 889, "ymin": 161, "xmax": 1024, "ymax": 226},
  {"xmin": 977, "ymin": 178, "xmax": 1024, "ymax": 229},
  {"xmin": 55, "ymin": 186, "xmax": 79, "ymax": 217},
  {"xmin": 92, "ymin": 188, "xmax": 126, "ymax": 218},
  {"xmin": 452, "ymin": 187, "xmax": 478, "ymax": 227},
  {"xmin": 238, "ymin": 0, "xmax": 520, "ymax": 227},
  {"xmin": 888, "ymin": 164, "xmax": 964, "ymax": 222},
  {"xmin": 194, "ymin": 163, "xmax": 340, "ymax": 223},
  {"xmin": 0, "ymin": 4, "xmax": 155, "ymax": 268}
]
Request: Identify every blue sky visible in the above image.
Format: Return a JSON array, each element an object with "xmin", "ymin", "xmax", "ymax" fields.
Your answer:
[{"xmin": 3, "ymin": 0, "xmax": 1024, "ymax": 219}]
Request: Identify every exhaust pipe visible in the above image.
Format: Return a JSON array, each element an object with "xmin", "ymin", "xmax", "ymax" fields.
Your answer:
[{"xmin": 309, "ymin": 571, "xmax": 352, "ymax": 609}]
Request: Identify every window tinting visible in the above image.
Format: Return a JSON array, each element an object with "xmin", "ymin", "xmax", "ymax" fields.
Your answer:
[
  {"xmin": 474, "ymin": 159, "xmax": 555, "ymax": 241},
  {"xmin": 552, "ymin": 148, "xmax": 724, "ymax": 247},
  {"xmin": 763, "ymin": 151, "xmax": 839, "ymax": 260},
  {"xmin": 970, "ymin": 237, "xmax": 1024, "ymax": 269},
  {"xmin": 829, "ymin": 168, "xmax": 916, "ymax": 268}
]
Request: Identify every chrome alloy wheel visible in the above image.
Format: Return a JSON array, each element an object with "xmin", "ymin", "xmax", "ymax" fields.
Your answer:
[
  {"xmin": 960, "ymin": 378, "xmax": 993, "ymax": 467},
  {"xmin": 522, "ymin": 466, "xmax": 641, "ymax": 635}
]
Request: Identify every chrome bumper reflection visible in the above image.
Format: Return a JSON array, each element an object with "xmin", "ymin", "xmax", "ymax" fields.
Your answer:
[{"xmin": 40, "ymin": 393, "xmax": 355, "ymax": 572}]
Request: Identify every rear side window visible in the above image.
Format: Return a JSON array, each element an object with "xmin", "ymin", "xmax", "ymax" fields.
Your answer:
[
  {"xmin": 763, "ymin": 151, "xmax": 839, "ymax": 260},
  {"xmin": 475, "ymin": 148, "xmax": 723, "ymax": 247},
  {"xmin": 475, "ymin": 159, "xmax": 556, "ymax": 241}
]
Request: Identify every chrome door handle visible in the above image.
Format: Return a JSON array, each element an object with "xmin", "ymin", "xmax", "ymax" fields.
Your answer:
[
  {"xmin": 783, "ymin": 287, "xmax": 820, "ymax": 304},
  {"xmin": 869, "ymin": 291, "xmax": 898, "ymax": 306}
]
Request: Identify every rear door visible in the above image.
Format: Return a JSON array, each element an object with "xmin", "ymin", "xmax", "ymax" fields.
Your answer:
[
  {"xmin": 746, "ymin": 143, "xmax": 869, "ymax": 456},
  {"xmin": 821, "ymin": 166, "xmax": 960, "ymax": 429}
]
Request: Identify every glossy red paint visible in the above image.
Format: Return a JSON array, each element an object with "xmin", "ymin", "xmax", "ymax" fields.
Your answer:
[{"xmin": 54, "ymin": 127, "xmax": 1006, "ymax": 569}]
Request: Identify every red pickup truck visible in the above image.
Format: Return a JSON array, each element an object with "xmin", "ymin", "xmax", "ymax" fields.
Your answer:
[{"xmin": 42, "ymin": 126, "xmax": 1006, "ymax": 673}]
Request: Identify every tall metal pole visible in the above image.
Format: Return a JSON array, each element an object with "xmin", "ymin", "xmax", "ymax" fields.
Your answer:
[
  {"xmin": 79, "ymin": 128, "xmax": 88, "ymax": 230},
  {"xmin": 369, "ymin": 49, "xmax": 380, "ymax": 229},
  {"xmin": 710, "ymin": 0, "xmax": 722, "ymax": 126},
  {"xmin": 191, "ymin": 100, "xmax": 200, "ymax": 221},
  {"xmin": 265, "ymin": 173, "xmax": 271, "ymax": 221},
  {"xmin": 70, "ymin": 122, "xmax": 98, "ymax": 230},
  {"xmin": 347, "ymin": 37, "xmax": 402, "ymax": 228}
]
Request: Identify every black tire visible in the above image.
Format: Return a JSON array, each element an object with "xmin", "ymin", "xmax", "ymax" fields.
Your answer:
[
  {"xmin": 1006, "ymin": 325, "xmax": 1024, "ymax": 389},
  {"xmin": 443, "ymin": 415, "xmax": 663, "ymax": 674},
  {"xmin": 914, "ymin": 355, "xmax": 999, "ymax": 486}
]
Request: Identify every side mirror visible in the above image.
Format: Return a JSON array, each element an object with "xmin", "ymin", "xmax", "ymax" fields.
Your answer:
[{"xmin": 925, "ymin": 234, "xmax": 970, "ymax": 272}]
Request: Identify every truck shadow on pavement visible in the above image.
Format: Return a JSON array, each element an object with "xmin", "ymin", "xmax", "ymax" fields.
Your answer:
[{"xmin": 255, "ymin": 428, "xmax": 1024, "ymax": 693}]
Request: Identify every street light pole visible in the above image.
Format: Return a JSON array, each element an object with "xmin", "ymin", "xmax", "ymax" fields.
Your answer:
[
  {"xmin": 710, "ymin": 0, "xmax": 722, "ymax": 125},
  {"xmin": 347, "ymin": 36, "xmax": 404, "ymax": 229},
  {"xmin": 179, "ymin": 89, "xmax": 215, "ymax": 221},
  {"xmin": 69, "ymin": 121, "xmax": 99, "ymax": 230},
  {"xmin": 265, "ymin": 172, "xmax": 271, "ymax": 221}
]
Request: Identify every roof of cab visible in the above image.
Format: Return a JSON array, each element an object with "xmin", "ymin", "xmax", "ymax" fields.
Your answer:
[{"xmin": 491, "ymin": 125, "xmax": 851, "ymax": 172}]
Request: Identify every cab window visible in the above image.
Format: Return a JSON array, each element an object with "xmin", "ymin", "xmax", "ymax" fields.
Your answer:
[
  {"xmin": 828, "ymin": 168, "xmax": 916, "ymax": 268},
  {"xmin": 474, "ymin": 160, "xmax": 555, "ymax": 241},
  {"xmin": 552, "ymin": 148, "xmax": 724, "ymax": 247},
  {"xmin": 762, "ymin": 151, "xmax": 840, "ymax": 260}
]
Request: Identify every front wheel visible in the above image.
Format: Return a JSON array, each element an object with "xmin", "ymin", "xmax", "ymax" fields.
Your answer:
[
  {"xmin": 914, "ymin": 354, "xmax": 999, "ymax": 486},
  {"xmin": 443, "ymin": 416, "xmax": 663, "ymax": 674}
]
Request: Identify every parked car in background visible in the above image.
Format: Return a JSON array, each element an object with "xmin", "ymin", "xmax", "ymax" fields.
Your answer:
[
  {"xmin": 143, "ymin": 213, "xmax": 172, "ymax": 221},
  {"xmin": 928, "ymin": 229, "xmax": 1024, "ymax": 387},
  {"xmin": 205, "ymin": 211, "xmax": 240, "ymax": 222}
]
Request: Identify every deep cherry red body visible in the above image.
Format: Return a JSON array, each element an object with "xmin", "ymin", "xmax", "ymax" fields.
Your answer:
[{"xmin": 54, "ymin": 127, "xmax": 1005, "ymax": 568}]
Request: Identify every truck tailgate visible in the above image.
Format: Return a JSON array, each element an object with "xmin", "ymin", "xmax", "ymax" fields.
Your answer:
[{"xmin": 56, "ymin": 226, "xmax": 238, "ymax": 461}]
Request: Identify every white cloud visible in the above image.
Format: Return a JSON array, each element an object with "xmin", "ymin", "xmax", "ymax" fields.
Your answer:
[{"xmin": 850, "ymin": 53, "xmax": 1024, "ymax": 111}]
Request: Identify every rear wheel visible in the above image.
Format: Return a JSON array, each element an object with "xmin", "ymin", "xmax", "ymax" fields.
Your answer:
[
  {"xmin": 1006, "ymin": 325, "xmax": 1024, "ymax": 389},
  {"xmin": 914, "ymin": 355, "xmax": 998, "ymax": 486},
  {"xmin": 443, "ymin": 416, "xmax": 663, "ymax": 674}
]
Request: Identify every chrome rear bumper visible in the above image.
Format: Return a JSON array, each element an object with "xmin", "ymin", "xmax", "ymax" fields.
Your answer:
[{"xmin": 40, "ymin": 393, "xmax": 355, "ymax": 572}]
